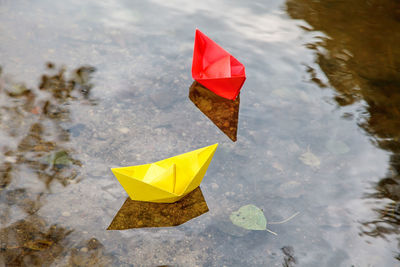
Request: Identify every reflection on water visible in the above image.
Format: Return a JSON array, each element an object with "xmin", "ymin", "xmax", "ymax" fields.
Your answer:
[
  {"xmin": 189, "ymin": 81, "xmax": 240, "ymax": 142},
  {"xmin": 0, "ymin": 216, "xmax": 113, "ymax": 266},
  {"xmin": 286, "ymin": 0, "xmax": 400, "ymax": 260},
  {"xmin": 281, "ymin": 246, "xmax": 297, "ymax": 267},
  {"xmin": 107, "ymin": 187, "xmax": 208, "ymax": 230},
  {"xmin": 0, "ymin": 63, "xmax": 95, "ymax": 190},
  {"xmin": 1, "ymin": 0, "xmax": 399, "ymax": 264},
  {"xmin": 0, "ymin": 64, "xmax": 116, "ymax": 266},
  {"xmin": 0, "ymin": 192, "xmax": 114, "ymax": 266},
  {"xmin": 361, "ymin": 154, "xmax": 400, "ymax": 239},
  {"xmin": 68, "ymin": 238, "xmax": 114, "ymax": 266},
  {"xmin": 39, "ymin": 63, "xmax": 96, "ymax": 101},
  {"xmin": 0, "ymin": 215, "xmax": 72, "ymax": 266}
]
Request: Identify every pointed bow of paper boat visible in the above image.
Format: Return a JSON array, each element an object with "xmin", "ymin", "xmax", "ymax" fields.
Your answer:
[
  {"xmin": 111, "ymin": 143, "xmax": 218, "ymax": 203},
  {"xmin": 192, "ymin": 29, "xmax": 246, "ymax": 100}
]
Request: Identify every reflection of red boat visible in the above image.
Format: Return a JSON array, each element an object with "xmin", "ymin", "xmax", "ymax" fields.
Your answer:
[
  {"xmin": 189, "ymin": 81, "xmax": 240, "ymax": 142},
  {"xmin": 191, "ymin": 29, "xmax": 246, "ymax": 100}
]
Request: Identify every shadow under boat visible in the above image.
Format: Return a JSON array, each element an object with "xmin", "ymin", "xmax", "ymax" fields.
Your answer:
[
  {"xmin": 189, "ymin": 81, "xmax": 240, "ymax": 142},
  {"xmin": 107, "ymin": 187, "xmax": 208, "ymax": 230}
]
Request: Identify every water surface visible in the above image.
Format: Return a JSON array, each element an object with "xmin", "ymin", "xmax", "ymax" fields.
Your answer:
[{"xmin": 1, "ymin": 0, "xmax": 400, "ymax": 266}]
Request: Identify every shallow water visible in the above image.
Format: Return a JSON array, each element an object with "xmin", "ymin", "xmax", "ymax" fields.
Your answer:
[{"xmin": 1, "ymin": 0, "xmax": 400, "ymax": 266}]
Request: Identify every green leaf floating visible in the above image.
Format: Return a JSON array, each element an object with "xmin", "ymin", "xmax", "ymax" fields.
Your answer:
[
  {"xmin": 230, "ymin": 205, "xmax": 299, "ymax": 235},
  {"xmin": 230, "ymin": 204, "xmax": 267, "ymax": 231}
]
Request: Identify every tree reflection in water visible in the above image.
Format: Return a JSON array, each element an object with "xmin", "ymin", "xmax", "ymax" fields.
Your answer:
[
  {"xmin": 0, "ymin": 63, "xmax": 96, "ymax": 190},
  {"xmin": 286, "ymin": 0, "xmax": 400, "ymax": 260},
  {"xmin": 0, "ymin": 64, "xmax": 115, "ymax": 266}
]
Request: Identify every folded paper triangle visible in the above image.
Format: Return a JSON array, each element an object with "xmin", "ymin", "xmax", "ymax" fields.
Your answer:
[
  {"xmin": 192, "ymin": 29, "xmax": 246, "ymax": 100},
  {"xmin": 111, "ymin": 143, "xmax": 218, "ymax": 203}
]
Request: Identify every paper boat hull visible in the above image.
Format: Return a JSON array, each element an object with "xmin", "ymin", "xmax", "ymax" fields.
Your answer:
[{"xmin": 111, "ymin": 144, "xmax": 218, "ymax": 203}]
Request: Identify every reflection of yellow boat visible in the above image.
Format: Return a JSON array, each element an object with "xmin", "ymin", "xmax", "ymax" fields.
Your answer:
[
  {"xmin": 111, "ymin": 144, "xmax": 218, "ymax": 203},
  {"xmin": 107, "ymin": 187, "xmax": 209, "ymax": 230}
]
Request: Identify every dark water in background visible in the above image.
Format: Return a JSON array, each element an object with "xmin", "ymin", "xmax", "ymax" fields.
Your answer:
[{"xmin": 1, "ymin": 0, "xmax": 400, "ymax": 266}]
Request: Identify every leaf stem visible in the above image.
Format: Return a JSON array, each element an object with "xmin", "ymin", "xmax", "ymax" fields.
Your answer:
[{"xmin": 266, "ymin": 228, "xmax": 278, "ymax": 235}]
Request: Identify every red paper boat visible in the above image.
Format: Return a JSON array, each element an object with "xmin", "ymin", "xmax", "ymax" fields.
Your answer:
[{"xmin": 191, "ymin": 29, "xmax": 246, "ymax": 100}]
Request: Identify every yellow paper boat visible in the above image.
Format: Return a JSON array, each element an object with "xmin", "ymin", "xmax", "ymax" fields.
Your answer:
[{"xmin": 111, "ymin": 143, "xmax": 218, "ymax": 203}]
